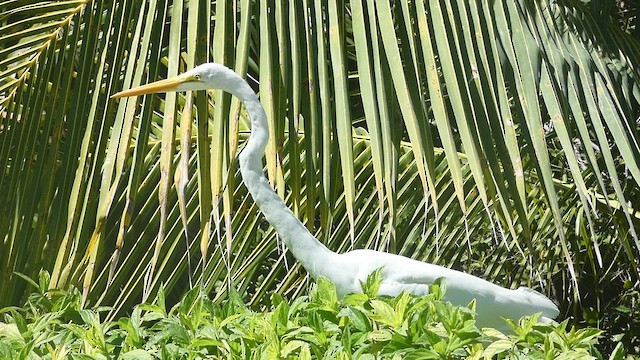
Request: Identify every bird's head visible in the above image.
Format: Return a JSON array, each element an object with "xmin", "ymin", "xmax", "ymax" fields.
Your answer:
[{"xmin": 111, "ymin": 63, "xmax": 245, "ymax": 98}]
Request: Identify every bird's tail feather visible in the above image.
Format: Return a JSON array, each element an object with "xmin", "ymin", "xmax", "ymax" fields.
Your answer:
[{"xmin": 516, "ymin": 286, "xmax": 560, "ymax": 318}]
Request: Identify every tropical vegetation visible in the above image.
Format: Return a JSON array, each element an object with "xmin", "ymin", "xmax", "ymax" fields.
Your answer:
[
  {"xmin": 1, "ymin": 0, "xmax": 639, "ymax": 355},
  {"xmin": 0, "ymin": 271, "xmax": 627, "ymax": 358}
]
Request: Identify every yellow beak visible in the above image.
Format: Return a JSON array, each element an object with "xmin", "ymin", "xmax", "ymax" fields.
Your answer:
[{"xmin": 111, "ymin": 73, "xmax": 192, "ymax": 98}]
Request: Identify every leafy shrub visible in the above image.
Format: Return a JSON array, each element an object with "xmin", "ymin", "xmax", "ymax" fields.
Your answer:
[{"xmin": 0, "ymin": 271, "xmax": 629, "ymax": 359}]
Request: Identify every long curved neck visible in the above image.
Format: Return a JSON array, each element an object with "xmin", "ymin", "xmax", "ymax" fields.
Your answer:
[{"xmin": 227, "ymin": 73, "xmax": 336, "ymax": 279}]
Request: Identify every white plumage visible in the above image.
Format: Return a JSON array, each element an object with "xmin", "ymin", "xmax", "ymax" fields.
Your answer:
[{"xmin": 113, "ymin": 63, "xmax": 560, "ymax": 329}]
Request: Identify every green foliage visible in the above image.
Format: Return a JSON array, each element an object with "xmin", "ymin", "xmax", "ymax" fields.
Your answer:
[
  {"xmin": 0, "ymin": 272, "xmax": 626, "ymax": 359},
  {"xmin": 2, "ymin": 2, "xmax": 640, "ymax": 356}
]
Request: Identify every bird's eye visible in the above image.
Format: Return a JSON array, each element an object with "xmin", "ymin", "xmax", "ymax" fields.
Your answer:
[{"xmin": 194, "ymin": 74, "xmax": 202, "ymax": 81}]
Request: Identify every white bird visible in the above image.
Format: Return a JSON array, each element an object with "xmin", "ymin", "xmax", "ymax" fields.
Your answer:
[{"xmin": 112, "ymin": 63, "xmax": 560, "ymax": 329}]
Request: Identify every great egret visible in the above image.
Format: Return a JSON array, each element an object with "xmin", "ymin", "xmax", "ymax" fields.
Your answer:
[{"xmin": 112, "ymin": 63, "xmax": 560, "ymax": 329}]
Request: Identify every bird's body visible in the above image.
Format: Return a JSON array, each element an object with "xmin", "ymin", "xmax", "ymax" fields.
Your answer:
[
  {"xmin": 333, "ymin": 250, "xmax": 559, "ymax": 328},
  {"xmin": 113, "ymin": 63, "xmax": 560, "ymax": 329}
]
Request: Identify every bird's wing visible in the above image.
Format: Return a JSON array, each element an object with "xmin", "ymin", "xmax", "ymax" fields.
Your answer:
[
  {"xmin": 342, "ymin": 249, "xmax": 483, "ymax": 287},
  {"xmin": 378, "ymin": 282, "xmax": 431, "ymax": 296},
  {"xmin": 375, "ymin": 252, "xmax": 483, "ymax": 287}
]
